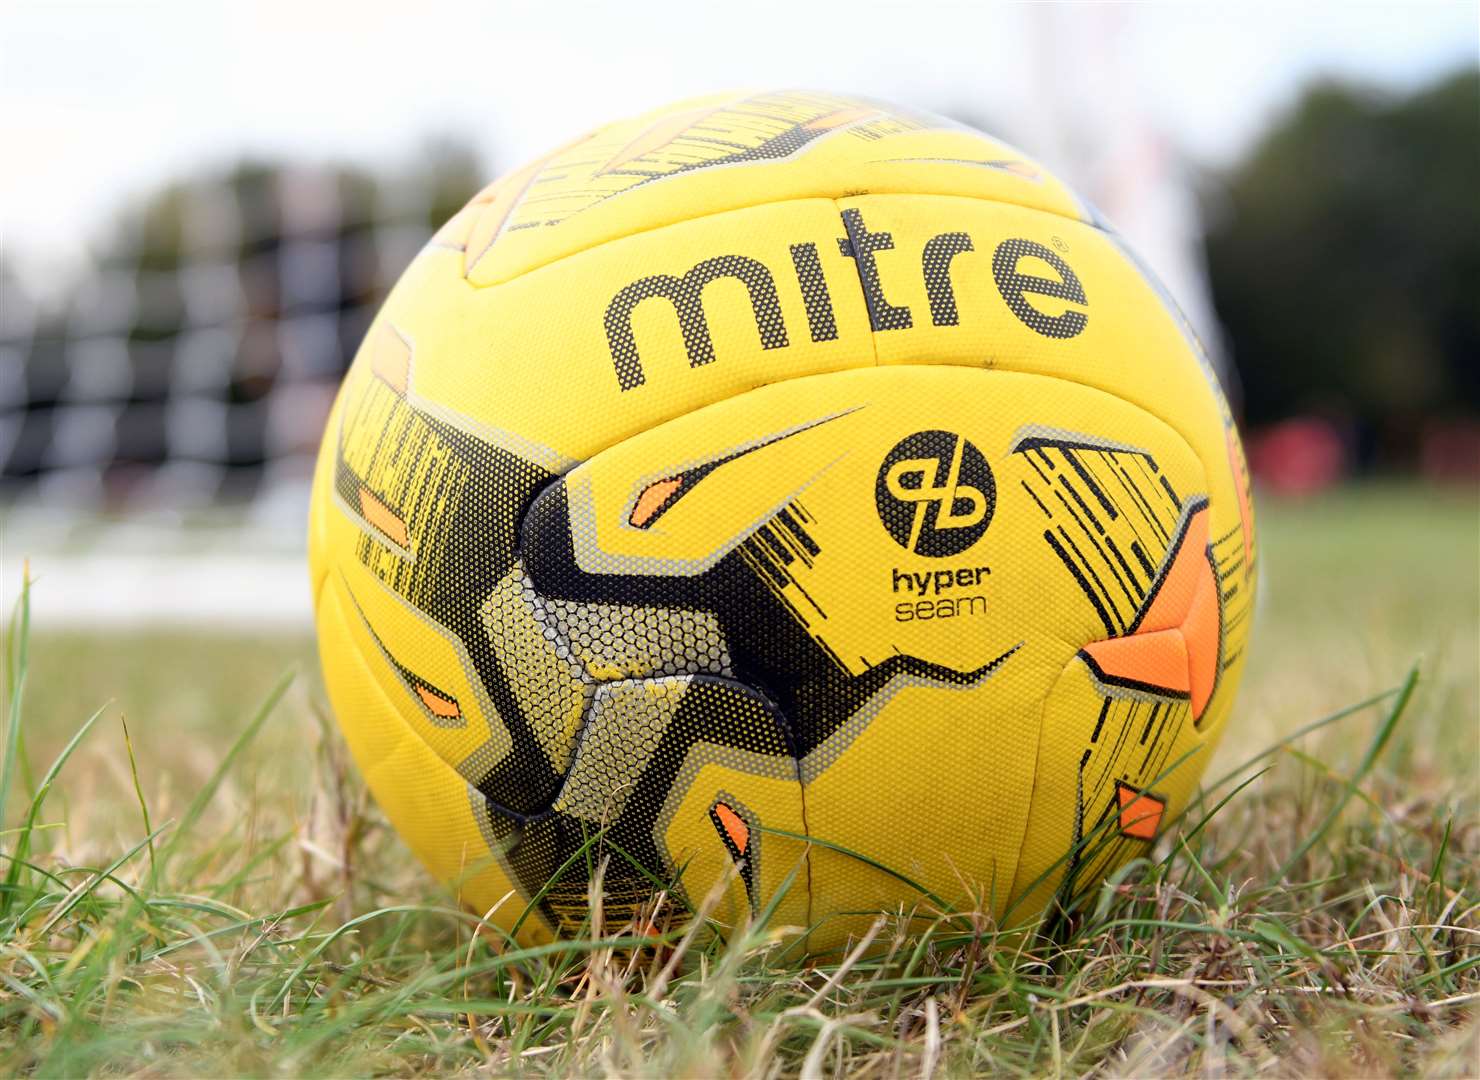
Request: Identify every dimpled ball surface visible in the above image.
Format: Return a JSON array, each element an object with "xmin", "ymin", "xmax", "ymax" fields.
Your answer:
[{"xmin": 308, "ymin": 90, "xmax": 1257, "ymax": 953}]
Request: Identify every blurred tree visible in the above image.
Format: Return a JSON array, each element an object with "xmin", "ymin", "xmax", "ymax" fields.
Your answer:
[{"xmin": 1203, "ymin": 67, "xmax": 1480, "ymax": 465}]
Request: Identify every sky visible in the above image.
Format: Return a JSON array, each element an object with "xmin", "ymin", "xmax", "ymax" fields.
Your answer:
[{"xmin": 2, "ymin": 0, "xmax": 1476, "ymax": 283}]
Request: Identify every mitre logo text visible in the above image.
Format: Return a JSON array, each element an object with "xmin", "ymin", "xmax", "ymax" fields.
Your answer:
[{"xmin": 604, "ymin": 210, "xmax": 1089, "ymax": 391}]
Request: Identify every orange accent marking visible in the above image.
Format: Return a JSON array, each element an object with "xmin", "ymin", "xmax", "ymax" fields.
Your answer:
[
  {"xmin": 803, "ymin": 106, "xmax": 876, "ymax": 131},
  {"xmin": 602, "ymin": 106, "xmax": 720, "ymax": 172},
  {"xmin": 713, "ymin": 802, "xmax": 749, "ymax": 854},
  {"xmin": 1082, "ymin": 506, "xmax": 1221, "ymax": 718},
  {"xmin": 415, "ymin": 684, "xmax": 460, "ymax": 719},
  {"xmin": 629, "ymin": 476, "xmax": 684, "ymax": 527},
  {"xmin": 1139, "ymin": 506, "xmax": 1210, "ymax": 633},
  {"xmin": 358, "ymin": 486, "xmax": 409, "ymax": 548},
  {"xmin": 1117, "ymin": 784, "xmax": 1165, "ymax": 840},
  {"xmin": 368, "ymin": 324, "xmax": 411, "ymax": 394},
  {"xmin": 1227, "ymin": 428, "xmax": 1255, "ymax": 571},
  {"xmin": 1084, "ymin": 629, "xmax": 1190, "ymax": 694},
  {"xmin": 468, "ymin": 177, "xmax": 504, "ymax": 206}
]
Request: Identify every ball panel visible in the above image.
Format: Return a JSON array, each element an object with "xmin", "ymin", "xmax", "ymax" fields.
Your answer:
[
  {"xmin": 316, "ymin": 569, "xmax": 555, "ymax": 946},
  {"xmin": 458, "ymin": 90, "xmax": 1088, "ymax": 287},
  {"xmin": 314, "ymin": 344, "xmax": 571, "ymax": 813},
  {"xmin": 656, "ymin": 754, "xmax": 812, "ymax": 941},
  {"xmin": 801, "ymin": 660, "xmax": 1043, "ymax": 951},
  {"xmin": 1008, "ymin": 513, "xmax": 1235, "ymax": 923},
  {"xmin": 336, "ymin": 551, "xmax": 514, "ymax": 785},
  {"xmin": 482, "ymin": 562, "xmax": 590, "ymax": 774}
]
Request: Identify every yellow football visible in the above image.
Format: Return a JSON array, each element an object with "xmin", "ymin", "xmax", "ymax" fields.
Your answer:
[{"xmin": 308, "ymin": 90, "xmax": 1257, "ymax": 954}]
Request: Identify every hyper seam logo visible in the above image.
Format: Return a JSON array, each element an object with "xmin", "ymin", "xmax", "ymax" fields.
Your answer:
[{"xmin": 875, "ymin": 431, "xmax": 995, "ymax": 556}]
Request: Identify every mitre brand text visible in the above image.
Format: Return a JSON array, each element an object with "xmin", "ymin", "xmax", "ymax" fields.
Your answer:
[{"xmin": 604, "ymin": 209, "xmax": 1089, "ymax": 391}]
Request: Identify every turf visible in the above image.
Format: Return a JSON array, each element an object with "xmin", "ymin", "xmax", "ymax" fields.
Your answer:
[{"xmin": 2, "ymin": 484, "xmax": 1477, "ymax": 1076}]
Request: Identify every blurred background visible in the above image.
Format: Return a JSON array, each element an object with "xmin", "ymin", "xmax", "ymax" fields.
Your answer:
[{"xmin": 2, "ymin": 2, "xmax": 1476, "ymax": 742}]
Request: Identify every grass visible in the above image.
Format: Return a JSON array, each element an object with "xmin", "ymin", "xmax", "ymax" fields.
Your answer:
[{"xmin": 2, "ymin": 483, "xmax": 1476, "ymax": 1077}]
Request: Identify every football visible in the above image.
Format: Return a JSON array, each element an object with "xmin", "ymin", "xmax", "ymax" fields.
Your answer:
[{"xmin": 308, "ymin": 89, "xmax": 1257, "ymax": 954}]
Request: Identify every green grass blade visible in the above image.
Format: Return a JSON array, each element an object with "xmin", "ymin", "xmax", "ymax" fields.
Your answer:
[
  {"xmin": 1165, "ymin": 765, "xmax": 1273, "ymax": 849},
  {"xmin": 270, "ymin": 903, "xmax": 434, "ymax": 1010},
  {"xmin": 36, "ymin": 823, "xmax": 171, "ymax": 933},
  {"xmin": 3, "ymin": 702, "xmax": 108, "ymax": 906},
  {"xmin": 1002, "ymin": 742, "xmax": 1208, "ymax": 930},
  {"xmin": 1196, "ymin": 684, "xmax": 1402, "ymax": 798},
  {"xmin": 749, "ymin": 845, "xmax": 806, "ymax": 934},
  {"xmin": 119, "ymin": 714, "xmax": 156, "ymax": 888},
  {"xmin": 141, "ymin": 898, "xmax": 334, "ymax": 961},
  {"xmin": 1276, "ymin": 664, "xmax": 1419, "ymax": 879},
  {"xmin": 507, "ymin": 824, "xmax": 610, "ymax": 940},
  {"xmin": 2, "ymin": 564, "xmax": 33, "ymax": 837},
  {"xmin": 756, "ymin": 824, "xmax": 950, "ymax": 912},
  {"xmin": 160, "ymin": 668, "xmax": 294, "ymax": 865}
]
